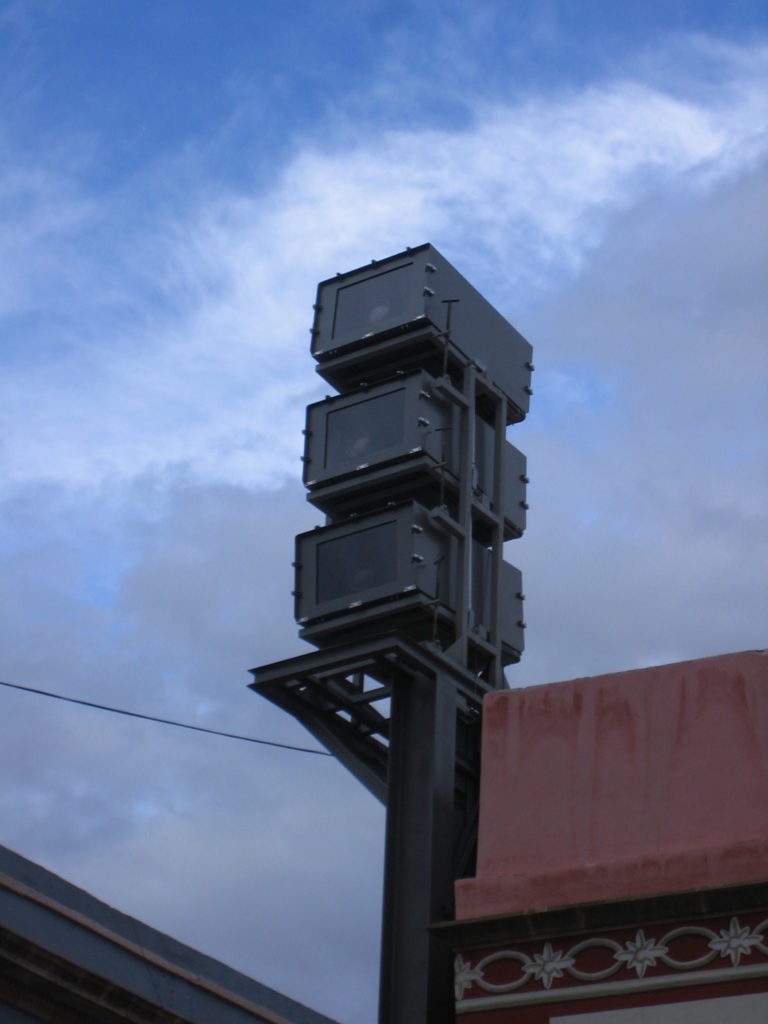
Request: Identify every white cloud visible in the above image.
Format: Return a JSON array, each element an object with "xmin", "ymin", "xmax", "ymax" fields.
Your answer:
[
  {"xmin": 1, "ymin": 31, "xmax": 767, "ymax": 1024},
  {"xmin": 1, "ymin": 38, "xmax": 766, "ymax": 495}
]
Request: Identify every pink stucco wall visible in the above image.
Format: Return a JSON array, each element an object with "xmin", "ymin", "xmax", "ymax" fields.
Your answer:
[{"xmin": 455, "ymin": 649, "xmax": 768, "ymax": 921}]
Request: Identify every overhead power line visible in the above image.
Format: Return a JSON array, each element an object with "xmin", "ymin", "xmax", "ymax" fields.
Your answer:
[{"xmin": 0, "ymin": 679, "xmax": 330, "ymax": 757}]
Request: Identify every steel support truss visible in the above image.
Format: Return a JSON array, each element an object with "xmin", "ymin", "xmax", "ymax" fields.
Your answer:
[{"xmin": 250, "ymin": 634, "xmax": 489, "ymax": 1022}]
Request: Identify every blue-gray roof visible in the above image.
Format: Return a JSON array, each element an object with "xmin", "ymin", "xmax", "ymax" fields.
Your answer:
[{"xmin": 0, "ymin": 844, "xmax": 341, "ymax": 1024}]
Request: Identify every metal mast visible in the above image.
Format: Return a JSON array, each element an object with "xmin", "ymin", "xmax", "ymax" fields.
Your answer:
[{"xmin": 250, "ymin": 243, "xmax": 532, "ymax": 1022}]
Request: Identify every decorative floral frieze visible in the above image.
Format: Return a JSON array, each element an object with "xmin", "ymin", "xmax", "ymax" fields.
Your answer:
[
  {"xmin": 455, "ymin": 955, "xmax": 484, "ymax": 999},
  {"xmin": 522, "ymin": 942, "xmax": 575, "ymax": 989},
  {"xmin": 456, "ymin": 916, "xmax": 768, "ymax": 1002},
  {"xmin": 709, "ymin": 916, "xmax": 764, "ymax": 966},
  {"xmin": 613, "ymin": 928, "xmax": 668, "ymax": 978}
]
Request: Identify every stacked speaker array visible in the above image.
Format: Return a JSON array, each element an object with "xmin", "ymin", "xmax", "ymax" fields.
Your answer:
[{"xmin": 293, "ymin": 244, "xmax": 533, "ymax": 684}]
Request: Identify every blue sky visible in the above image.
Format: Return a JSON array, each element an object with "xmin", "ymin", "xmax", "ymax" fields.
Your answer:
[{"xmin": 1, "ymin": 3, "xmax": 767, "ymax": 1022}]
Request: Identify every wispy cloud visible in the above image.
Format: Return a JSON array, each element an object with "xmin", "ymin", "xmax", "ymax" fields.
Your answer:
[
  {"xmin": 1, "ymin": 38, "xmax": 766, "ymax": 494},
  {"xmin": 1, "ymin": 29, "xmax": 767, "ymax": 1023}
]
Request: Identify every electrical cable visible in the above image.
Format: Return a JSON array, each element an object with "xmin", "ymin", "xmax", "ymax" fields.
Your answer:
[{"xmin": 0, "ymin": 679, "xmax": 331, "ymax": 757}]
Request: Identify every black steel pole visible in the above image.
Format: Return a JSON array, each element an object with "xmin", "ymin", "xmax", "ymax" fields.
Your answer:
[{"xmin": 378, "ymin": 670, "xmax": 457, "ymax": 1024}]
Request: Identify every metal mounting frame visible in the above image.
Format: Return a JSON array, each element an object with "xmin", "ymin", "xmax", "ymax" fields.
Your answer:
[
  {"xmin": 431, "ymin": 352, "xmax": 518, "ymax": 688},
  {"xmin": 250, "ymin": 633, "xmax": 485, "ymax": 844},
  {"xmin": 250, "ymin": 634, "xmax": 486, "ymax": 1021}
]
